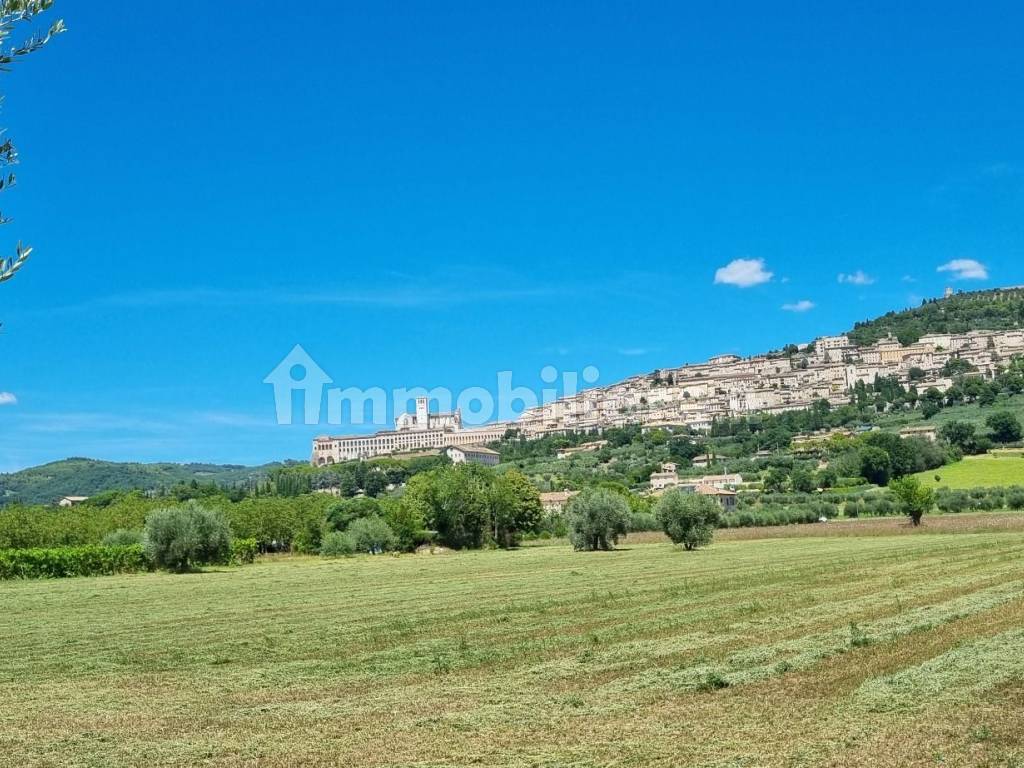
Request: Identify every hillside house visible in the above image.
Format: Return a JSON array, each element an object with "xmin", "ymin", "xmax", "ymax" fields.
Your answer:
[
  {"xmin": 444, "ymin": 445, "xmax": 501, "ymax": 466},
  {"xmin": 695, "ymin": 485, "xmax": 738, "ymax": 510},
  {"xmin": 899, "ymin": 425, "xmax": 939, "ymax": 442},
  {"xmin": 649, "ymin": 470, "xmax": 679, "ymax": 491},
  {"xmin": 539, "ymin": 490, "xmax": 577, "ymax": 514}
]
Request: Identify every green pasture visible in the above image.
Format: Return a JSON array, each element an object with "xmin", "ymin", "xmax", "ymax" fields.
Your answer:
[{"xmin": 914, "ymin": 453, "xmax": 1024, "ymax": 489}]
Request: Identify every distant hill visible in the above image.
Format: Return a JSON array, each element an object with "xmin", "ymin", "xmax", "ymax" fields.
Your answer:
[
  {"xmin": 0, "ymin": 458, "xmax": 283, "ymax": 506},
  {"xmin": 846, "ymin": 287, "xmax": 1024, "ymax": 347}
]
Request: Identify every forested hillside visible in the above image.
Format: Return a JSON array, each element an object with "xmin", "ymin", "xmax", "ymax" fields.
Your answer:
[
  {"xmin": 847, "ymin": 287, "xmax": 1024, "ymax": 346},
  {"xmin": 0, "ymin": 458, "xmax": 280, "ymax": 506}
]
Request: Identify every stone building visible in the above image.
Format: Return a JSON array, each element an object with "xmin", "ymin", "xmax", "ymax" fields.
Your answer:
[
  {"xmin": 444, "ymin": 445, "xmax": 501, "ymax": 466},
  {"xmin": 312, "ymin": 397, "xmax": 508, "ymax": 464}
]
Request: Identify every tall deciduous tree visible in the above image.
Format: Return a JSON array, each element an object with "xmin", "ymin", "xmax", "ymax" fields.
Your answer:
[
  {"xmin": 488, "ymin": 469, "xmax": 542, "ymax": 548},
  {"xmin": 939, "ymin": 420, "xmax": 978, "ymax": 454},
  {"xmin": 403, "ymin": 464, "xmax": 491, "ymax": 549},
  {"xmin": 889, "ymin": 476, "xmax": 935, "ymax": 527},
  {"xmin": 986, "ymin": 411, "xmax": 1023, "ymax": 444},
  {"xmin": 0, "ymin": 1, "xmax": 64, "ymax": 285}
]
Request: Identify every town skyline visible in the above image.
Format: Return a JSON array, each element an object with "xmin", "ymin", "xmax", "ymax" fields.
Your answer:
[{"xmin": 310, "ymin": 287, "xmax": 1024, "ymax": 465}]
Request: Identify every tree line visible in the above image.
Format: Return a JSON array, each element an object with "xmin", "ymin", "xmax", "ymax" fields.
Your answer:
[
  {"xmin": 0, "ymin": 463, "xmax": 548, "ymax": 555},
  {"xmin": 847, "ymin": 288, "xmax": 1024, "ymax": 347}
]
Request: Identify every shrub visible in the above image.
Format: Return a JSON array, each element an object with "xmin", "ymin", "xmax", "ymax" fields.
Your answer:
[
  {"xmin": 655, "ymin": 490, "xmax": 720, "ymax": 550},
  {"xmin": 936, "ymin": 490, "xmax": 969, "ymax": 513},
  {"xmin": 627, "ymin": 511, "xmax": 660, "ymax": 532},
  {"xmin": 101, "ymin": 528, "xmax": 144, "ymax": 547},
  {"xmin": 345, "ymin": 516, "xmax": 397, "ymax": 554},
  {"xmin": 872, "ymin": 498, "xmax": 895, "ymax": 517},
  {"xmin": 976, "ymin": 495, "xmax": 1000, "ymax": 511},
  {"xmin": 143, "ymin": 502, "xmax": 232, "ymax": 572},
  {"xmin": 736, "ymin": 510, "xmax": 757, "ymax": 528},
  {"xmin": 320, "ymin": 531, "xmax": 356, "ymax": 557},
  {"xmin": 809, "ymin": 501, "xmax": 839, "ymax": 520},
  {"xmin": 538, "ymin": 511, "xmax": 569, "ymax": 538},
  {"xmin": 566, "ymin": 488, "xmax": 630, "ymax": 551},
  {"xmin": 0, "ymin": 545, "xmax": 149, "ymax": 580},
  {"xmin": 229, "ymin": 537, "xmax": 258, "ymax": 565}
]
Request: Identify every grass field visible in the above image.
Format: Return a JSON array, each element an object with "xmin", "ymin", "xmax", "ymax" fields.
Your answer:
[
  {"xmin": 5, "ymin": 522, "xmax": 1024, "ymax": 767},
  {"xmin": 913, "ymin": 453, "xmax": 1024, "ymax": 489}
]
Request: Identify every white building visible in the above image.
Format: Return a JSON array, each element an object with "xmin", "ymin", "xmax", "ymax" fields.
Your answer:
[
  {"xmin": 444, "ymin": 445, "xmax": 501, "ymax": 466},
  {"xmin": 312, "ymin": 397, "xmax": 508, "ymax": 464},
  {"xmin": 649, "ymin": 471, "xmax": 679, "ymax": 491}
]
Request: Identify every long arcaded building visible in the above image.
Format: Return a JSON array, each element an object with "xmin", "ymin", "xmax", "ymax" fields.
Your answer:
[{"xmin": 311, "ymin": 397, "xmax": 509, "ymax": 464}]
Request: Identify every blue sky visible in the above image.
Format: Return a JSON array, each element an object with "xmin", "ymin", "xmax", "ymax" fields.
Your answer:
[{"xmin": 1, "ymin": 1, "xmax": 1023, "ymax": 471}]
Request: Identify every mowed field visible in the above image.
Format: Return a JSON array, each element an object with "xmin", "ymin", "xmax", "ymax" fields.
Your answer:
[
  {"xmin": 5, "ymin": 524, "xmax": 1024, "ymax": 767},
  {"xmin": 913, "ymin": 453, "xmax": 1024, "ymax": 489}
]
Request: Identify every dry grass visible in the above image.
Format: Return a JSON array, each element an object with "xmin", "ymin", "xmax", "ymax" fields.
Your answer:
[
  {"xmin": 621, "ymin": 510, "xmax": 1024, "ymax": 544},
  {"xmin": 3, "ymin": 524, "xmax": 1024, "ymax": 766}
]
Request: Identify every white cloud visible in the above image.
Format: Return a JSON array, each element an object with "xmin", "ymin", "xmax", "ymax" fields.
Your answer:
[
  {"xmin": 782, "ymin": 300, "xmax": 815, "ymax": 313},
  {"xmin": 838, "ymin": 270, "xmax": 875, "ymax": 286},
  {"xmin": 0, "ymin": 392, "xmax": 16, "ymax": 406},
  {"xmin": 618, "ymin": 348, "xmax": 648, "ymax": 356},
  {"xmin": 42, "ymin": 277, "xmax": 566, "ymax": 316},
  {"xmin": 714, "ymin": 258, "xmax": 773, "ymax": 288},
  {"xmin": 938, "ymin": 259, "xmax": 989, "ymax": 281}
]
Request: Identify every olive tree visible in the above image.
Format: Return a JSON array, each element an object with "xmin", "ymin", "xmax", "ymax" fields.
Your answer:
[
  {"xmin": 144, "ymin": 501, "xmax": 232, "ymax": 572},
  {"xmin": 345, "ymin": 515, "xmax": 397, "ymax": 554},
  {"xmin": 0, "ymin": 2, "xmax": 64, "ymax": 284},
  {"xmin": 655, "ymin": 489, "xmax": 721, "ymax": 551},
  {"xmin": 566, "ymin": 488, "xmax": 629, "ymax": 551},
  {"xmin": 319, "ymin": 530, "xmax": 356, "ymax": 557}
]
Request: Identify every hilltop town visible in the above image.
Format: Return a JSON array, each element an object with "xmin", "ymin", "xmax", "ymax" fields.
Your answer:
[
  {"xmin": 515, "ymin": 326, "xmax": 1024, "ymax": 436},
  {"xmin": 312, "ymin": 288, "xmax": 1024, "ymax": 464}
]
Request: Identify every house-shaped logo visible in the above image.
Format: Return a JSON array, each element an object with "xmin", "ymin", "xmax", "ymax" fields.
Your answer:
[{"xmin": 263, "ymin": 345, "xmax": 333, "ymax": 424}]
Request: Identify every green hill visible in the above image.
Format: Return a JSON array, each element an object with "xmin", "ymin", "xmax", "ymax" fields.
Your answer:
[
  {"xmin": 846, "ymin": 287, "xmax": 1024, "ymax": 346},
  {"xmin": 0, "ymin": 458, "xmax": 281, "ymax": 506}
]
